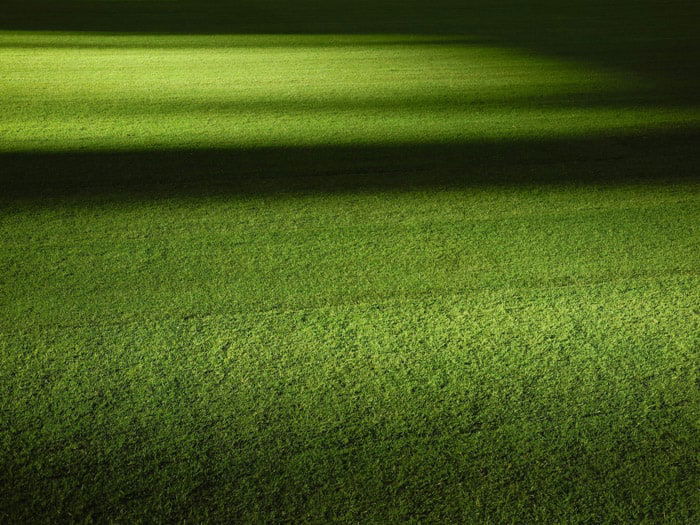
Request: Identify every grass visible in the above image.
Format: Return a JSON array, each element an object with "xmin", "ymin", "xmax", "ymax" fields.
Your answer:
[
  {"xmin": 1, "ymin": 1, "xmax": 700, "ymax": 522},
  {"xmin": 1, "ymin": 33, "xmax": 698, "ymax": 153}
]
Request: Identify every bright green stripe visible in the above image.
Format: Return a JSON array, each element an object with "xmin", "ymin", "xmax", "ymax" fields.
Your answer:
[{"xmin": 2, "ymin": 32, "xmax": 697, "ymax": 152}]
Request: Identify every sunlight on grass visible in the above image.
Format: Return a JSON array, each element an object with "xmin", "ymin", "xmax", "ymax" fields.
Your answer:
[{"xmin": 2, "ymin": 32, "xmax": 698, "ymax": 152}]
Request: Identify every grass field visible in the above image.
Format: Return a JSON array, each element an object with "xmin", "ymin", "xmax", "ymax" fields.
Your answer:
[{"xmin": 1, "ymin": 1, "xmax": 699, "ymax": 522}]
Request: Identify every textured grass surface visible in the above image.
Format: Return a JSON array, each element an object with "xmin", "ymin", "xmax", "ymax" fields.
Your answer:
[
  {"xmin": 1, "ymin": 33, "xmax": 698, "ymax": 152},
  {"xmin": 2, "ymin": 1, "xmax": 700, "ymax": 522}
]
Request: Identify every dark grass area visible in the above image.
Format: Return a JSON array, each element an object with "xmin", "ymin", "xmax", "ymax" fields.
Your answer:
[{"xmin": 2, "ymin": 129, "xmax": 699, "ymax": 199}]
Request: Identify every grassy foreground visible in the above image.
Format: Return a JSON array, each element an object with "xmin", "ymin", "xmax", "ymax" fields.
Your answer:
[{"xmin": 1, "ymin": 1, "xmax": 700, "ymax": 522}]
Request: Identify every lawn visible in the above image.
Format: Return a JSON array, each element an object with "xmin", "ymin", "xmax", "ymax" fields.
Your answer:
[{"xmin": 1, "ymin": 1, "xmax": 699, "ymax": 522}]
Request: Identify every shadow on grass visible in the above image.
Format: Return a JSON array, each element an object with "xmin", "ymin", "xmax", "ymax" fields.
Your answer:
[{"xmin": 2, "ymin": 128, "xmax": 699, "ymax": 202}]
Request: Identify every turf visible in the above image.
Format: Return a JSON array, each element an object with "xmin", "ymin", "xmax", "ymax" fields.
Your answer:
[{"xmin": 1, "ymin": 1, "xmax": 700, "ymax": 522}]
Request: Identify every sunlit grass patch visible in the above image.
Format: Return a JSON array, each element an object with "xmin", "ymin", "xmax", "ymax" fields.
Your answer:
[{"xmin": 2, "ymin": 32, "xmax": 698, "ymax": 152}]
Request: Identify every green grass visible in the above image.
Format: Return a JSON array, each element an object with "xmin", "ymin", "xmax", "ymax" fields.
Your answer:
[
  {"xmin": 1, "ymin": 1, "xmax": 700, "ymax": 522},
  {"xmin": 1, "ymin": 32, "xmax": 698, "ymax": 152}
]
